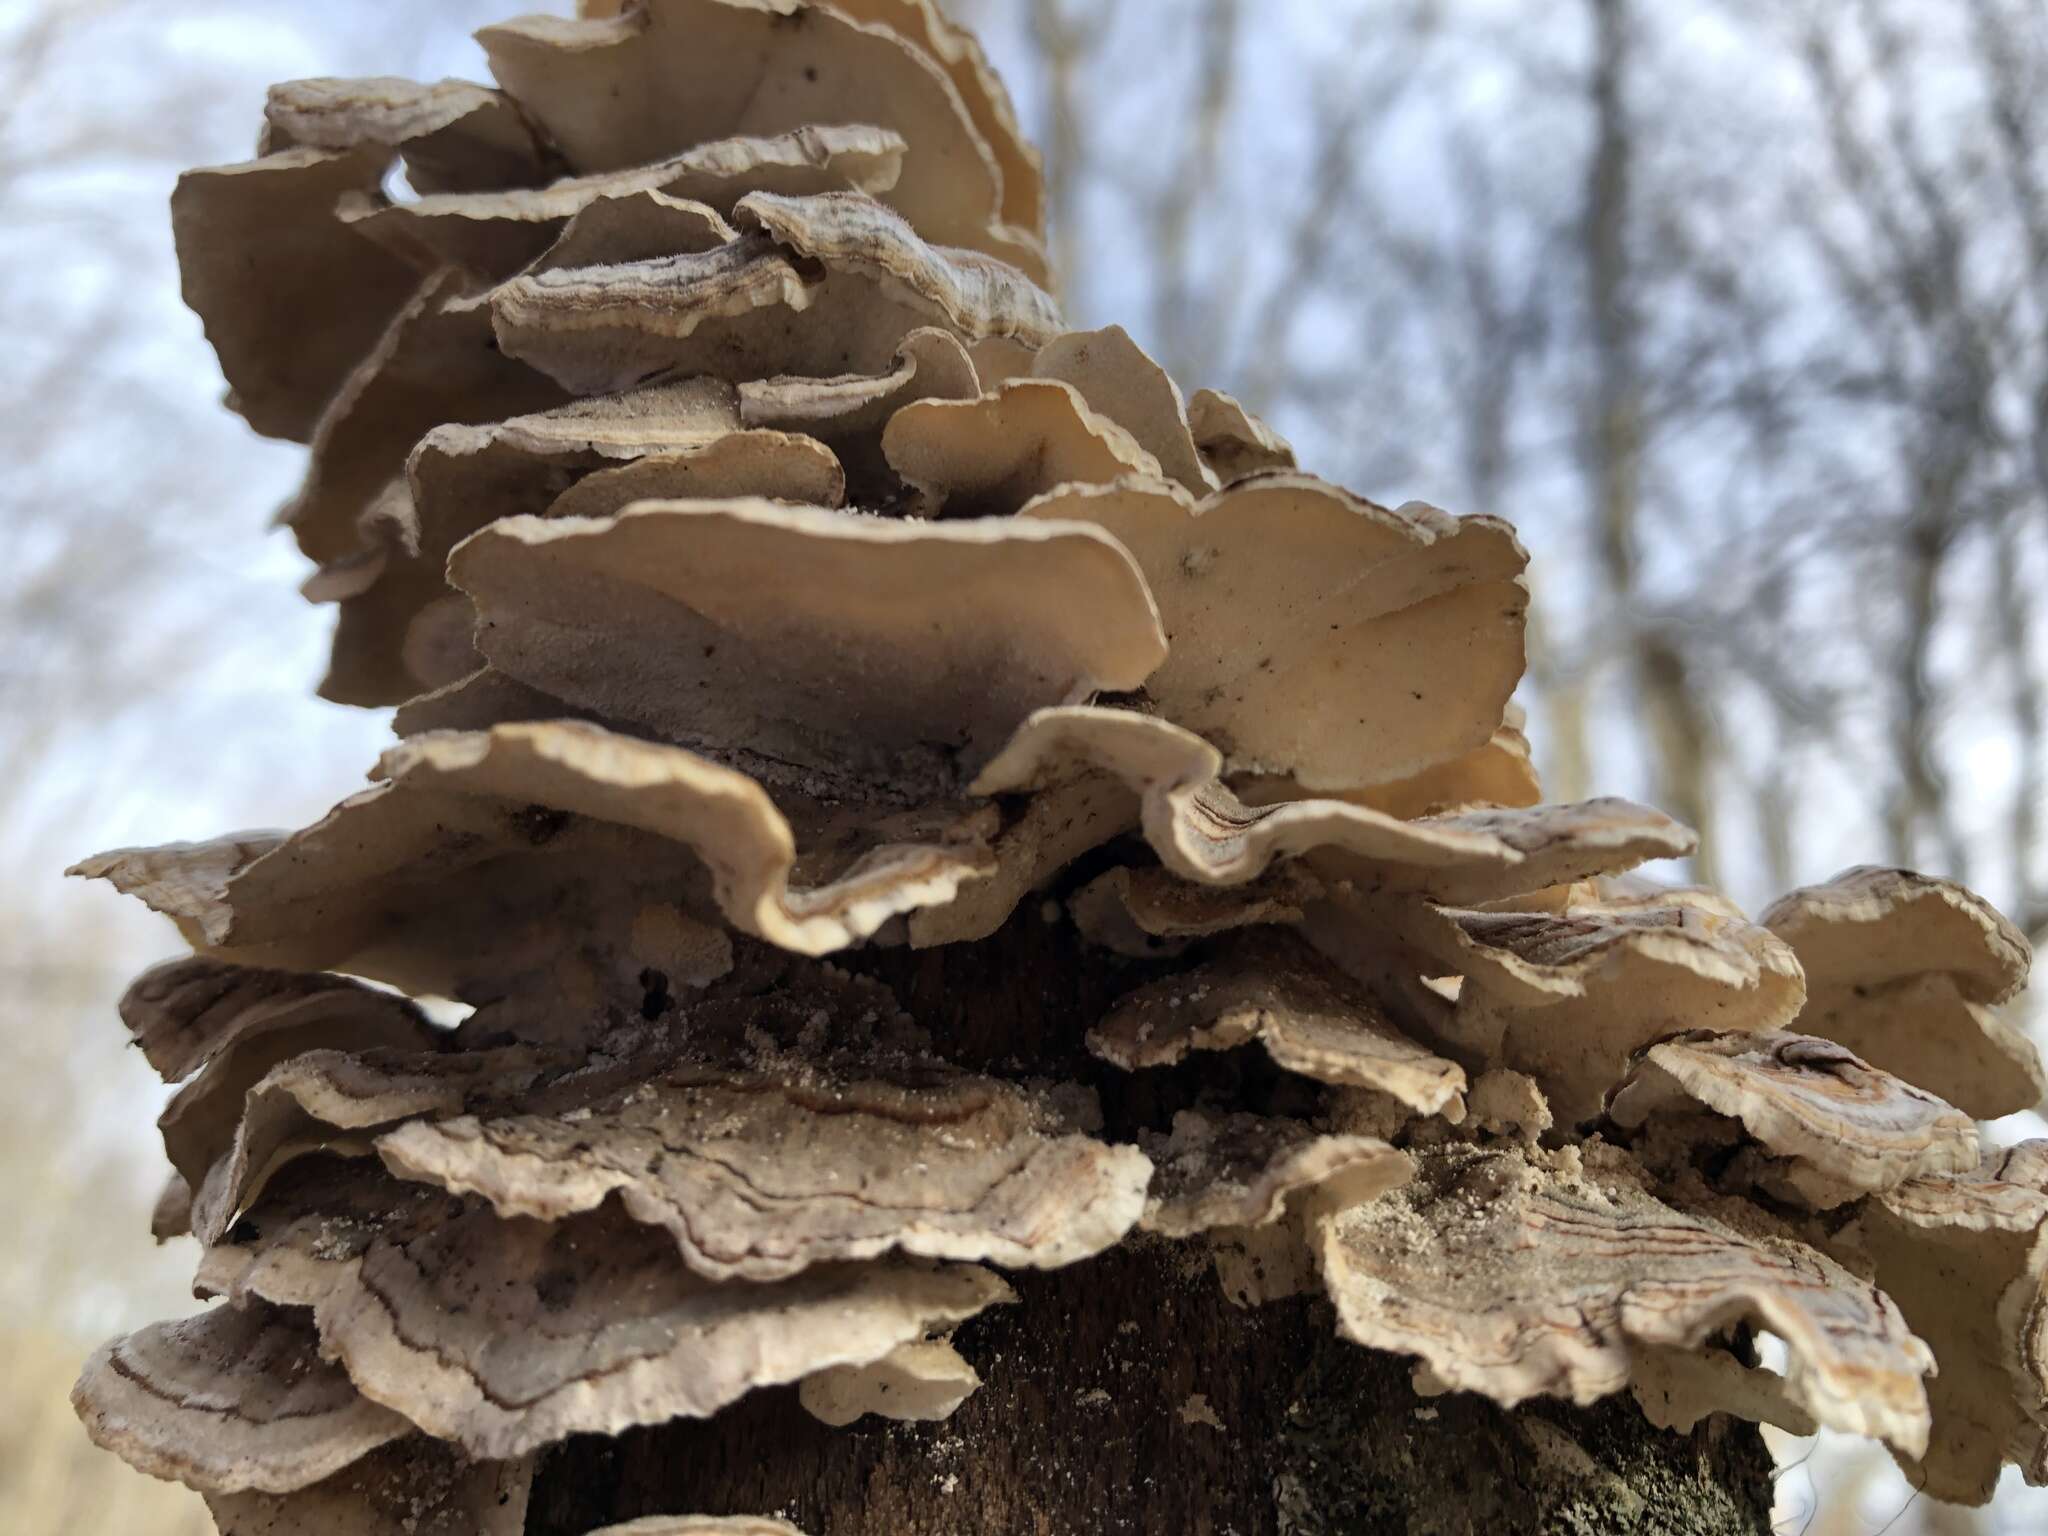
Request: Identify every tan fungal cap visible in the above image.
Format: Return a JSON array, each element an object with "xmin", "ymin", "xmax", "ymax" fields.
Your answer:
[
  {"xmin": 450, "ymin": 502, "xmax": 1166, "ymax": 796},
  {"xmin": 1846, "ymin": 1142, "xmax": 2048, "ymax": 1502},
  {"xmin": 1186, "ymin": 388, "xmax": 1295, "ymax": 481},
  {"xmin": 1314, "ymin": 1141, "xmax": 1933, "ymax": 1454},
  {"xmin": 1607, "ymin": 1030, "xmax": 1978, "ymax": 1207},
  {"xmin": 242, "ymin": 1185, "xmax": 1011, "ymax": 1460},
  {"xmin": 1241, "ymin": 723, "xmax": 1542, "ymax": 821},
  {"xmin": 187, "ymin": 1047, "xmax": 564, "ymax": 1246},
  {"xmin": 1465, "ymin": 1069, "xmax": 1554, "ymax": 1142},
  {"xmin": 1764, "ymin": 866, "xmax": 2042, "ymax": 1119},
  {"xmin": 261, "ymin": 76, "xmax": 550, "ymax": 192},
  {"xmin": 207, "ymin": 1160, "xmax": 1019, "ymax": 1459},
  {"xmin": 1404, "ymin": 892, "xmax": 1807, "ymax": 1126},
  {"xmin": 1090, "ymin": 931, "xmax": 1466, "ymax": 1115},
  {"xmin": 799, "ymin": 1339, "xmax": 981, "ymax": 1427},
  {"xmin": 285, "ymin": 268, "xmax": 567, "ymax": 575},
  {"xmin": 1138, "ymin": 1109, "xmax": 1411, "ymax": 1237},
  {"xmin": 823, "ymin": 0, "xmax": 1043, "ymax": 233},
  {"xmin": 345, "ymin": 124, "xmax": 907, "ymax": 279},
  {"xmin": 116, "ymin": 957, "xmax": 429, "ymax": 1084},
  {"xmin": 478, "ymin": 0, "xmax": 1036, "ymax": 271},
  {"xmin": 1032, "ymin": 326, "xmax": 1218, "ymax": 494},
  {"xmin": 1626, "ymin": 1346, "xmax": 1817, "ymax": 1439},
  {"xmin": 77, "ymin": 720, "xmax": 993, "ymax": 978},
  {"xmin": 978, "ymin": 706, "xmax": 1689, "ymax": 903},
  {"xmin": 1015, "ymin": 475, "xmax": 1528, "ymax": 790},
  {"xmin": 330, "ymin": 380, "xmax": 844, "ymax": 705},
  {"xmin": 173, "ymin": 148, "xmax": 419, "ymax": 442},
  {"xmin": 907, "ymin": 772, "xmax": 1140, "ymax": 948},
  {"xmin": 491, "ymin": 191, "xmax": 1057, "ymax": 397},
  {"xmin": 740, "ymin": 326, "xmax": 981, "ymax": 496},
  {"xmin": 883, "ymin": 378, "xmax": 1164, "ymax": 517},
  {"xmin": 152, "ymin": 966, "xmax": 440, "ymax": 1198},
  {"xmin": 1764, "ymin": 866, "xmax": 2030, "ymax": 1002},
  {"xmin": 374, "ymin": 1043, "xmax": 1153, "ymax": 1280},
  {"xmin": 72, "ymin": 1302, "xmax": 409, "ymax": 1495}
]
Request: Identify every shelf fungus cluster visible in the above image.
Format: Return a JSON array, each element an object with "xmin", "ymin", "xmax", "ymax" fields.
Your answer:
[{"xmin": 67, "ymin": 0, "xmax": 2048, "ymax": 1528}]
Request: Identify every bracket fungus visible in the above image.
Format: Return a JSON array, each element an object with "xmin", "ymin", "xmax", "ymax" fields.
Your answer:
[{"xmin": 68, "ymin": 0, "xmax": 2048, "ymax": 1525}]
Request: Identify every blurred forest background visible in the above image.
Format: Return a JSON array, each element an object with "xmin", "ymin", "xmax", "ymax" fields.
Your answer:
[{"xmin": 4, "ymin": 0, "xmax": 2046, "ymax": 1530}]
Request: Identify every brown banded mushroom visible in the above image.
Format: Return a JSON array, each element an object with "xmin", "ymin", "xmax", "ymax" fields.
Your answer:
[
  {"xmin": 186, "ymin": 1046, "xmax": 569, "ymax": 1244},
  {"xmin": 197, "ymin": 1159, "xmax": 1015, "ymax": 1461},
  {"xmin": 373, "ymin": 1043, "xmax": 1154, "ymax": 1279},
  {"xmin": 72, "ymin": 1301, "xmax": 411, "ymax": 1494},
  {"xmin": 1312, "ymin": 1140, "xmax": 1934, "ymax": 1455},
  {"xmin": 1370, "ymin": 889, "xmax": 1808, "ymax": 1126},
  {"xmin": 76, "ymin": 719, "xmax": 1001, "ymax": 981},
  {"xmin": 151, "ymin": 966, "xmax": 442, "ymax": 1210},
  {"xmin": 1606, "ymin": 1029, "xmax": 1978, "ymax": 1208},
  {"xmin": 1763, "ymin": 866, "xmax": 2044, "ymax": 1119}
]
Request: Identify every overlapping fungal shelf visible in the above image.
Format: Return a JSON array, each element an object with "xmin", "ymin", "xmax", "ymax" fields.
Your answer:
[{"xmin": 70, "ymin": 0, "xmax": 2048, "ymax": 1529}]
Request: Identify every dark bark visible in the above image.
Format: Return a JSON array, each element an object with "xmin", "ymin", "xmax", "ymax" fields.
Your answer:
[{"xmin": 525, "ymin": 895, "xmax": 1777, "ymax": 1536}]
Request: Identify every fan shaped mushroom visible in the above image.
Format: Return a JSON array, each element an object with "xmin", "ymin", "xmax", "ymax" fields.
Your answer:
[
  {"xmin": 1836, "ymin": 1143, "xmax": 2048, "ymax": 1503},
  {"xmin": 447, "ymin": 501, "xmax": 1167, "ymax": 799},
  {"xmin": 199, "ymin": 1160, "xmax": 1014, "ymax": 1461},
  {"xmin": 1606, "ymin": 1029, "xmax": 1978, "ymax": 1207},
  {"xmin": 1186, "ymin": 388, "xmax": 1295, "ymax": 481},
  {"xmin": 1089, "ymin": 930, "xmax": 1466, "ymax": 1116},
  {"xmin": 1137, "ymin": 1109, "xmax": 1411, "ymax": 1237},
  {"xmin": 1312, "ymin": 1140, "xmax": 1934, "ymax": 1455},
  {"xmin": 477, "ymin": 0, "xmax": 1040, "ymax": 272},
  {"xmin": 799, "ymin": 1339, "xmax": 982, "ymax": 1427},
  {"xmin": 374, "ymin": 1040, "xmax": 1154, "ymax": 1279},
  {"xmin": 1374, "ymin": 889, "xmax": 1807, "ymax": 1126},
  {"xmin": 1763, "ymin": 866, "xmax": 2043, "ymax": 1119},
  {"xmin": 72, "ymin": 1301, "xmax": 410, "ymax": 1494},
  {"xmin": 343, "ymin": 124, "xmax": 907, "ymax": 279},
  {"xmin": 493, "ymin": 192, "xmax": 1059, "ymax": 397},
  {"xmin": 1012, "ymin": 477, "xmax": 1529, "ymax": 790}
]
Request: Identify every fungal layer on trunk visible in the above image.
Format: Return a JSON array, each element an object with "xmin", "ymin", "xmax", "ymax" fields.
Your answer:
[{"xmin": 69, "ymin": 0, "xmax": 2045, "ymax": 1524}]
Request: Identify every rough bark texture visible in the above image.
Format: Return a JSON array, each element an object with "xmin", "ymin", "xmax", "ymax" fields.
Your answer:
[{"xmin": 525, "ymin": 899, "xmax": 1778, "ymax": 1536}]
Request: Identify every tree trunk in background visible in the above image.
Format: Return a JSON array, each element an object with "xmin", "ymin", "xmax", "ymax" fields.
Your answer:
[
  {"xmin": 525, "ymin": 914, "xmax": 1776, "ymax": 1536},
  {"xmin": 1581, "ymin": 0, "xmax": 1720, "ymax": 883}
]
